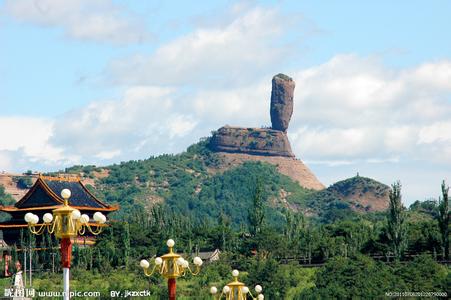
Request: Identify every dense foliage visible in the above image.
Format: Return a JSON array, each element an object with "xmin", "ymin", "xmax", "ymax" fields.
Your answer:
[
  {"xmin": 59, "ymin": 139, "xmax": 393, "ymax": 228},
  {"xmin": 2, "ymin": 185, "xmax": 449, "ymax": 299},
  {"xmin": 0, "ymin": 139, "xmax": 449, "ymax": 298},
  {"xmin": 0, "ymin": 185, "xmax": 15, "ymax": 222}
]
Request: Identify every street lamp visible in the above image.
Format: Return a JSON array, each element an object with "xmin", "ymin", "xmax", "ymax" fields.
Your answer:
[
  {"xmin": 210, "ymin": 270, "xmax": 264, "ymax": 300},
  {"xmin": 140, "ymin": 239, "xmax": 203, "ymax": 300},
  {"xmin": 24, "ymin": 188, "xmax": 107, "ymax": 300}
]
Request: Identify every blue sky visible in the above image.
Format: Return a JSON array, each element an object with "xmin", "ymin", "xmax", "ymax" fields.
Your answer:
[{"xmin": 1, "ymin": 0, "xmax": 450, "ymax": 204}]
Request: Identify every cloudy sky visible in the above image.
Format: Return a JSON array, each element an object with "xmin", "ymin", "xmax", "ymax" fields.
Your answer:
[{"xmin": 1, "ymin": 0, "xmax": 450, "ymax": 205}]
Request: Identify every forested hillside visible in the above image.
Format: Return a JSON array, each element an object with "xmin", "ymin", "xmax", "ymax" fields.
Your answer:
[
  {"xmin": 0, "ymin": 139, "xmax": 448, "ymax": 299},
  {"xmin": 56, "ymin": 138, "xmax": 389, "ymax": 226}
]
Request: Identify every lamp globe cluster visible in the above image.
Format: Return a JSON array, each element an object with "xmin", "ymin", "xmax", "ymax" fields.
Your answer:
[
  {"xmin": 210, "ymin": 270, "xmax": 264, "ymax": 300},
  {"xmin": 140, "ymin": 239, "xmax": 203, "ymax": 300},
  {"xmin": 140, "ymin": 239, "xmax": 203, "ymax": 277},
  {"xmin": 23, "ymin": 188, "xmax": 108, "ymax": 238}
]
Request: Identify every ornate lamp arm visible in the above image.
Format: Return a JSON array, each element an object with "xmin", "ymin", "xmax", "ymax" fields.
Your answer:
[
  {"xmin": 77, "ymin": 225, "xmax": 86, "ymax": 235},
  {"xmin": 143, "ymin": 264, "xmax": 158, "ymax": 277},
  {"xmin": 47, "ymin": 215, "xmax": 58, "ymax": 234},
  {"xmin": 28, "ymin": 223, "xmax": 47, "ymax": 235},
  {"xmin": 84, "ymin": 223, "xmax": 103, "ymax": 235},
  {"xmin": 186, "ymin": 265, "xmax": 201, "ymax": 276}
]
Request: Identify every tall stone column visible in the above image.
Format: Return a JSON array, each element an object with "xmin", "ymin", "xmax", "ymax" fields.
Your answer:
[{"xmin": 270, "ymin": 73, "xmax": 295, "ymax": 132}]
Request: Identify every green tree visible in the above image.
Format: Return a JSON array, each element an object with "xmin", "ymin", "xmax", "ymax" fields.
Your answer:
[
  {"xmin": 16, "ymin": 176, "xmax": 33, "ymax": 189},
  {"xmin": 437, "ymin": 180, "xmax": 449, "ymax": 260},
  {"xmin": 284, "ymin": 211, "xmax": 305, "ymax": 242},
  {"xmin": 395, "ymin": 255, "xmax": 448, "ymax": 292},
  {"xmin": 248, "ymin": 179, "xmax": 265, "ymax": 236},
  {"xmin": 300, "ymin": 255, "xmax": 399, "ymax": 299},
  {"xmin": 387, "ymin": 181, "xmax": 406, "ymax": 260}
]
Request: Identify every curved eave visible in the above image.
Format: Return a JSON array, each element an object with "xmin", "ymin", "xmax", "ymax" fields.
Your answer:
[
  {"xmin": 15, "ymin": 176, "xmax": 117, "ymax": 210},
  {"xmin": 14, "ymin": 177, "xmax": 49, "ymax": 207},
  {"xmin": 0, "ymin": 222, "xmax": 110, "ymax": 229},
  {"xmin": 0, "ymin": 204, "xmax": 119, "ymax": 212}
]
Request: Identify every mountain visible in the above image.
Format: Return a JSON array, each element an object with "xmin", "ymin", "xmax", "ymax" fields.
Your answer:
[
  {"xmin": 325, "ymin": 175, "xmax": 390, "ymax": 212},
  {"xmin": 0, "ymin": 139, "xmax": 389, "ymax": 226},
  {"xmin": 208, "ymin": 73, "xmax": 324, "ymax": 191},
  {"xmin": 0, "ymin": 73, "xmax": 390, "ymax": 226}
]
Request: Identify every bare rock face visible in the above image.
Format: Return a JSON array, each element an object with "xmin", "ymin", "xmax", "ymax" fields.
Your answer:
[
  {"xmin": 270, "ymin": 73, "xmax": 295, "ymax": 132},
  {"xmin": 210, "ymin": 126, "xmax": 295, "ymax": 157},
  {"xmin": 207, "ymin": 72, "xmax": 325, "ymax": 190}
]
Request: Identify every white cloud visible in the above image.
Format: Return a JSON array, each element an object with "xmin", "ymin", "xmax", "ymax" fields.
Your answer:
[
  {"xmin": 95, "ymin": 150, "xmax": 121, "ymax": 160},
  {"xmin": 107, "ymin": 6, "xmax": 291, "ymax": 86},
  {"xmin": 3, "ymin": 0, "xmax": 149, "ymax": 44},
  {"xmin": 418, "ymin": 121, "xmax": 451, "ymax": 144},
  {"xmin": 193, "ymin": 81, "xmax": 269, "ymax": 127},
  {"xmin": 45, "ymin": 55, "xmax": 450, "ymax": 168},
  {"xmin": 0, "ymin": 117, "xmax": 57, "ymax": 160},
  {"xmin": 384, "ymin": 126, "xmax": 417, "ymax": 153},
  {"xmin": 167, "ymin": 115, "xmax": 197, "ymax": 139},
  {"xmin": 49, "ymin": 86, "xmax": 198, "ymax": 163},
  {"xmin": 0, "ymin": 152, "xmax": 12, "ymax": 171},
  {"xmin": 0, "ymin": 117, "xmax": 79, "ymax": 170},
  {"xmin": 289, "ymin": 127, "xmax": 376, "ymax": 158},
  {"xmin": 287, "ymin": 55, "xmax": 451, "ymax": 165}
]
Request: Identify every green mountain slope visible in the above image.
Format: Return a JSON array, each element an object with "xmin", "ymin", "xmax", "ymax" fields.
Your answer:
[
  {"xmin": 58, "ymin": 139, "xmax": 388, "ymax": 226},
  {"xmin": 0, "ymin": 138, "xmax": 389, "ymax": 226},
  {"xmin": 305, "ymin": 176, "xmax": 390, "ymax": 223}
]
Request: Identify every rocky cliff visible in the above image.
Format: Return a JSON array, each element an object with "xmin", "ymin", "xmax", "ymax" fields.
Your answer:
[
  {"xmin": 209, "ymin": 73, "xmax": 325, "ymax": 190},
  {"xmin": 209, "ymin": 73, "xmax": 297, "ymax": 158},
  {"xmin": 209, "ymin": 126, "xmax": 294, "ymax": 157}
]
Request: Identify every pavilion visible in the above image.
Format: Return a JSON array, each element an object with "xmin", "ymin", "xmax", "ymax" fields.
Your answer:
[{"xmin": 0, "ymin": 175, "xmax": 118, "ymax": 246}]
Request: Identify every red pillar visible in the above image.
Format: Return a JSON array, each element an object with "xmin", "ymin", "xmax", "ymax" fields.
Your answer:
[
  {"xmin": 60, "ymin": 238, "xmax": 72, "ymax": 268},
  {"xmin": 168, "ymin": 278, "xmax": 176, "ymax": 300}
]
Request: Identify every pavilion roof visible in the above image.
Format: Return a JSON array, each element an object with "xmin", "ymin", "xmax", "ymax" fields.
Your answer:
[{"xmin": 0, "ymin": 175, "xmax": 118, "ymax": 213}]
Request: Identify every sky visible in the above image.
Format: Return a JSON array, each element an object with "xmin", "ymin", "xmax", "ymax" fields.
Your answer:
[{"xmin": 1, "ymin": 0, "xmax": 450, "ymax": 205}]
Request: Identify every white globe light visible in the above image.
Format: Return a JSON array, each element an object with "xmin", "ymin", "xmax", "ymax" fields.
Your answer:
[
  {"xmin": 140, "ymin": 259, "xmax": 150, "ymax": 269},
  {"xmin": 176, "ymin": 257, "xmax": 184, "ymax": 266},
  {"xmin": 71, "ymin": 210, "xmax": 81, "ymax": 220},
  {"xmin": 193, "ymin": 257, "xmax": 203, "ymax": 266},
  {"xmin": 223, "ymin": 286, "xmax": 230, "ymax": 294},
  {"xmin": 24, "ymin": 212, "xmax": 33, "ymax": 223},
  {"xmin": 93, "ymin": 212, "xmax": 103, "ymax": 222},
  {"xmin": 255, "ymin": 285, "xmax": 263, "ymax": 293},
  {"xmin": 61, "ymin": 189, "xmax": 71, "ymax": 200},
  {"xmin": 155, "ymin": 257, "xmax": 163, "ymax": 265},
  {"xmin": 210, "ymin": 286, "xmax": 218, "ymax": 294},
  {"xmin": 80, "ymin": 214, "xmax": 89, "ymax": 224},
  {"xmin": 182, "ymin": 260, "xmax": 189, "ymax": 268},
  {"xmin": 167, "ymin": 239, "xmax": 175, "ymax": 248},
  {"xmin": 257, "ymin": 294, "xmax": 264, "ymax": 300},
  {"xmin": 99, "ymin": 213, "xmax": 107, "ymax": 224},
  {"xmin": 242, "ymin": 286, "xmax": 249, "ymax": 294},
  {"xmin": 43, "ymin": 213, "xmax": 53, "ymax": 223},
  {"xmin": 31, "ymin": 214, "xmax": 39, "ymax": 224},
  {"xmin": 232, "ymin": 269, "xmax": 239, "ymax": 277}
]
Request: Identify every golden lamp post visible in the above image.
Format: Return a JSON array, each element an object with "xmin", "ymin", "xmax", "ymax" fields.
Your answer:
[
  {"xmin": 140, "ymin": 239, "xmax": 203, "ymax": 300},
  {"xmin": 24, "ymin": 188, "xmax": 107, "ymax": 300},
  {"xmin": 210, "ymin": 270, "xmax": 264, "ymax": 300}
]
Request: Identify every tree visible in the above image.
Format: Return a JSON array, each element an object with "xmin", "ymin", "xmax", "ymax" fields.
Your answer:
[
  {"xmin": 284, "ymin": 211, "xmax": 305, "ymax": 242},
  {"xmin": 248, "ymin": 179, "xmax": 265, "ymax": 236},
  {"xmin": 387, "ymin": 181, "xmax": 406, "ymax": 260},
  {"xmin": 16, "ymin": 177, "xmax": 33, "ymax": 189},
  {"xmin": 395, "ymin": 254, "xmax": 448, "ymax": 292},
  {"xmin": 300, "ymin": 255, "xmax": 399, "ymax": 299},
  {"xmin": 437, "ymin": 180, "xmax": 449, "ymax": 260}
]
